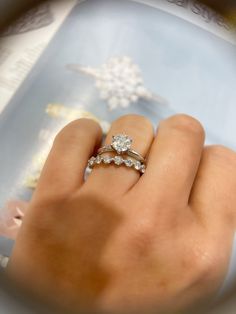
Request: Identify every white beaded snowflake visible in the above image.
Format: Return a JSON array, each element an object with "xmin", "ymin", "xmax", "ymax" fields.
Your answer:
[
  {"xmin": 67, "ymin": 56, "xmax": 168, "ymax": 111},
  {"xmin": 94, "ymin": 56, "xmax": 152, "ymax": 110}
]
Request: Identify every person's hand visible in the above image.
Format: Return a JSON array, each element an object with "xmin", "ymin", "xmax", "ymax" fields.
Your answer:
[{"xmin": 7, "ymin": 114, "xmax": 236, "ymax": 313}]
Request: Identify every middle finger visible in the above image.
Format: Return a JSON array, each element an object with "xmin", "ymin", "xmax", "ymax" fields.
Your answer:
[{"xmin": 134, "ymin": 114, "xmax": 205, "ymax": 206}]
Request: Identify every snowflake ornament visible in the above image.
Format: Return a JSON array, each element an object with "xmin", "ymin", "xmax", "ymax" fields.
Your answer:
[
  {"xmin": 94, "ymin": 56, "xmax": 152, "ymax": 110},
  {"xmin": 67, "ymin": 56, "xmax": 168, "ymax": 111}
]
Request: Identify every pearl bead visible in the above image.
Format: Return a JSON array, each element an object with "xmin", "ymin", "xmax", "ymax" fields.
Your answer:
[
  {"xmin": 130, "ymin": 95, "xmax": 138, "ymax": 103},
  {"xmin": 120, "ymin": 98, "xmax": 130, "ymax": 108},
  {"xmin": 108, "ymin": 97, "xmax": 119, "ymax": 109}
]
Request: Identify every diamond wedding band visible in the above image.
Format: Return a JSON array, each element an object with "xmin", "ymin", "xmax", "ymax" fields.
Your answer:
[
  {"xmin": 88, "ymin": 134, "xmax": 146, "ymax": 174},
  {"xmin": 88, "ymin": 155, "xmax": 146, "ymax": 174}
]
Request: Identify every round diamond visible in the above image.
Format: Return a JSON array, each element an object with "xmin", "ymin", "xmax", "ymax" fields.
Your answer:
[
  {"xmin": 95, "ymin": 156, "xmax": 102, "ymax": 164},
  {"xmin": 134, "ymin": 161, "xmax": 141, "ymax": 170},
  {"xmin": 125, "ymin": 159, "xmax": 133, "ymax": 167},
  {"xmin": 111, "ymin": 134, "xmax": 132, "ymax": 153},
  {"xmin": 88, "ymin": 157, "xmax": 96, "ymax": 167},
  {"xmin": 140, "ymin": 165, "xmax": 146, "ymax": 174},
  {"xmin": 114, "ymin": 156, "xmax": 123, "ymax": 165},
  {"xmin": 103, "ymin": 156, "xmax": 113, "ymax": 164}
]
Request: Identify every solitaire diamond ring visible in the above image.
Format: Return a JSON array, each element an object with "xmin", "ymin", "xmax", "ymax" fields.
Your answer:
[
  {"xmin": 98, "ymin": 134, "xmax": 145, "ymax": 163},
  {"xmin": 87, "ymin": 134, "xmax": 146, "ymax": 175}
]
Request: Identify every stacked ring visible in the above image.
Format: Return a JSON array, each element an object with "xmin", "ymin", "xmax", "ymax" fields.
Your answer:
[{"xmin": 88, "ymin": 134, "xmax": 146, "ymax": 174}]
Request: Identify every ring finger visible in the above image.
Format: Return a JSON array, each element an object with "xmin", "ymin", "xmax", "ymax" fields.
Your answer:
[{"xmin": 84, "ymin": 114, "xmax": 154, "ymax": 196}]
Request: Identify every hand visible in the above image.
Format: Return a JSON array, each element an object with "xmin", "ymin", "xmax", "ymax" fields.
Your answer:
[{"xmin": 7, "ymin": 114, "xmax": 236, "ymax": 313}]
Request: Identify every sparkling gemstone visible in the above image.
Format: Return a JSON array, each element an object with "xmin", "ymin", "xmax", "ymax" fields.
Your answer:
[
  {"xmin": 88, "ymin": 157, "xmax": 96, "ymax": 167},
  {"xmin": 134, "ymin": 161, "xmax": 141, "ymax": 170},
  {"xmin": 95, "ymin": 156, "xmax": 102, "ymax": 164},
  {"xmin": 141, "ymin": 165, "xmax": 146, "ymax": 174},
  {"xmin": 112, "ymin": 134, "xmax": 132, "ymax": 153},
  {"xmin": 114, "ymin": 156, "xmax": 123, "ymax": 165},
  {"xmin": 103, "ymin": 156, "xmax": 112, "ymax": 164},
  {"xmin": 125, "ymin": 159, "xmax": 133, "ymax": 167}
]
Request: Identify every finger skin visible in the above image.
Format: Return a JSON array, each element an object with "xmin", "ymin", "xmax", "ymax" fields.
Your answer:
[
  {"xmin": 188, "ymin": 146, "xmax": 236, "ymax": 298},
  {"xmin": 84, "ymin": 114, "xmax": 154, "ymax": 196},
  {"xmin": 136, "ymin": 114, "xmax": 205, "ymax": 206},
  {"xmin": 190, "ymin": 145, "xmax": 236, "ymax": 231},
  {"xmin": 33, "ymin": 118, "xmax": 102, "ymax": 202}
]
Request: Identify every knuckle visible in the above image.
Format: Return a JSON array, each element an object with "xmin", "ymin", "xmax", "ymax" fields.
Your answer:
[
  {"xmin": 54, "ymin": 118, "xmax": 101, "ymax": 145},
  {"xmin": 164, "ymin": 114, "xmax": 205, "ymax": 138},
  {"xmin": 113, "ymin": 114, "xmax": 153, "ymax": 132},
  {"xmin": 183, "ymin": 247, "xmax": 216, "ymax": 283},
  {"xmin": 194, "ymin": 253, "xmax": 213, "ymax": 275}
]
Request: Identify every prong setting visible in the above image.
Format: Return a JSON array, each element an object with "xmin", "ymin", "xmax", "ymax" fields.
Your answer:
[{"xmin": 111, "ymin": 134, "xmax": 133, "ymax": 154}]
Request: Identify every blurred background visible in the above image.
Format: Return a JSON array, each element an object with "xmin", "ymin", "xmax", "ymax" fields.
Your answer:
[{"xmin": 0, "ymin": 0, "xmax": 236, "ymax": 313}]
